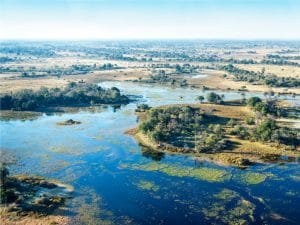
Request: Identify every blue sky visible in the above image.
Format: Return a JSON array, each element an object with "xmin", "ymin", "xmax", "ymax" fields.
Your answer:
[{"xmin": 1, "ymin": 0, "xmax": 300, "ymax": 39}]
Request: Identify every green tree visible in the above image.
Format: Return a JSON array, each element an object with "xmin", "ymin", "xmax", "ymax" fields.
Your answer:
[
  {"xmin": 247, "ymin": 97, "xmax": 262, "ymax": 107},
  {"xmin": 206, "ymin": 92, "xmax": 222, "ymax": 104},
  {"xmin": 196, "ymin": 96, "xmax": 205, "ymax": 103},
  {"xmin": 255, "ymin": 119, "xmax": 277, "ymax": 142}
]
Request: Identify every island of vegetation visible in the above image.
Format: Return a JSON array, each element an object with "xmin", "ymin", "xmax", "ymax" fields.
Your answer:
[
  {"xmin": 130, "ymin": 95, "xmax": 299, "ymax": 167},
  {"xmin": 0, "ymin": 165, "xmax": 73, "ymax": 224},
  {"xmin": 56, "ymin": 119, "xmax": 81, "ymax": 126},
  {"xmin": 0, "ymin": 82, "xmax": 130, "ymax": 111}
]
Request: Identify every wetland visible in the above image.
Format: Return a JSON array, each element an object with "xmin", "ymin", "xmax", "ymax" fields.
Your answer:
[{"xmin": 1, "ymin": 40, "xmax": 300, "ymax": 225}]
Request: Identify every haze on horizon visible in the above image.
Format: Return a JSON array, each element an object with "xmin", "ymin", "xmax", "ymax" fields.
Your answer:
[{"xmin": 1, "ymin": 0, "xmax": 300, "ymax": 40}]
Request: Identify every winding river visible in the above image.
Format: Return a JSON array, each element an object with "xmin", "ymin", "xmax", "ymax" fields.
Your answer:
[{"xmin": 1, "ymin": 81, "xmax": 299, "ymax": 225}]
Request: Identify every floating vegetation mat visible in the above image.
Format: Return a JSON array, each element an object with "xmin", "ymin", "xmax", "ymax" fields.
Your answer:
[
  {"xmin": 121, "ymin": 162, "xmax": 231, "ymax": 183},
  {"xmin": 289, "ymin": 175, "xmax": 300, "ymax": 182},
  {"xmin": 121, "ymin": 162, "xmax": 275, "ymax": 185},
  {"xmin": 70, "ymin": 187, "xmax": 133, "ymax": 225},
  {"xmin": 134, "ymin": 180, "xmax": 159, "ymax": 192},
  {"xmin": 236, "ymin": 172, "xmax": 272, "ymax": 185},
  {"xmin": 202, "ymin": 188, "xmax": 256, "ymax": 225}
]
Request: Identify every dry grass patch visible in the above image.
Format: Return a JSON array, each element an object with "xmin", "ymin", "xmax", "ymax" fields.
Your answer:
[{"xmin": 235, "ymin": 64, "xmax": 300, "ymax": 78}]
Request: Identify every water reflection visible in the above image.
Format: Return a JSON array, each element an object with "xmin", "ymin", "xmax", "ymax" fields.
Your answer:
[{"xmin": 140, "ymin": 146, "xmax": 165, "ymax": 161}]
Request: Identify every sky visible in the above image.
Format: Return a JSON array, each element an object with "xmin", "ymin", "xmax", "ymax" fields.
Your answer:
[{"xmin": 0, "ymin": 0, "xmax": 300, "ymax": 40}]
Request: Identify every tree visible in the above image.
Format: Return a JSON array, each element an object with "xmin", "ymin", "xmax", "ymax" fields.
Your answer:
[
  {"xmin": 175, "ymin": 64, "xmax": 182, "ymax": 73},
  {"xmin": 196, "ymin": 96, "xmax": 205, "ymax": 103},
  {"xmin": 206, "ymin": 92, "xmax": 222, "ymax": 104},
  {"xmin": 0, "ymin": 165, "xmax": 9, "ymax": 186},
  {"xmin": 247, "ymin": 97, "xmax": 262, "ymax": 107},
  {"xmin": 255, "ymin": 119, "xmax": 277, "ymax": 142}
]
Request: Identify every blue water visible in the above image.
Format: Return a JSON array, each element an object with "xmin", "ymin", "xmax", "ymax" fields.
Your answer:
[{"xmin": 1, "ymin": 82, "xmax": 299, "ymax": 225}]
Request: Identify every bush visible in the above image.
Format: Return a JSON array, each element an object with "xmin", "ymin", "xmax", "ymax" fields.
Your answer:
[
  {"xmin": 247, "ymin": 97, "xmax": 262, "ymax": 107},
  {"xmin": 136, "ymin": 104, "xmax": 151, "ymax": 112},
  {"xmin": 246, "ymin": 117, "xmax": 255, "ymax": 125},
  {"xmin": 206, "ymin": 92, "xmax": 223, "ymax": 104},
  {"xmin": 255, "ymin": 119, "xmax": 277, "ymax": 142}
]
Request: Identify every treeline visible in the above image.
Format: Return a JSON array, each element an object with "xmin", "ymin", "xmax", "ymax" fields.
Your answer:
[
  {"xmin": 0, "ymin": 57, "xmax": 20, "ymax": 63},
  {"xmin": 0, "ymin": 46, "xmax": 56, "ymax": 57},
  {"xmin": 0, "ymin": 63, "xmax": 120, "ymax": 77},
  {"xmin": 261, "ymin": 59, "xmax": 300, "ymax": 67},
  {"xmin": 267, "ymin": 54, "xmax": 300, "ymax": 60},
  {"xmin": 220, "ymin": 64, "xmax": 300, "ymax": 88},
  {"xmin": 135, "ymin": 70, "xmax": 188, "ymax": 87},
  {"xmin": 148, "ymin": 63, "xmax": 199, "ymax": 74},
  {"xmin": 0, "ymin": 83, "xmax": 129, "ymax": 111},
  {"xmin": 139, "ymin": 106, "xmax": 228, "ymax": 152}
]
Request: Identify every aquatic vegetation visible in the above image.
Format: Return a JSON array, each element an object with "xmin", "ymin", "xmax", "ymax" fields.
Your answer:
[
  {"xmin": 202, "ymin": 189, "xmax": 255, "ymax": 225},
  {"xmin": 285, "ymin": 190, "xmax": 298, "ymax": 196},
  {"xmin": 125, "ymin": 162, "xmax": 230, "ymax": 183},
  {"xmin": 0, "ymin": 110, "xmax": 42, "ymax": 121},
  {"xmin": 72, "ymin": 188, "xmax": 113, "ymax": 225},
  {"xmin": 213, "ymin": 188, "xmax": 238, "ymax": 200},
  {"xmin": 49, "ymin": 143, "xmax": 106, "ymax": 156},
  {"xmin": 237, "ymin": 172, "xmax": 271, "ymax": 185},
  {"xmin": 71, "ymin": 187, "xmax": 133, "ymax": 225},
  {"xmin": 189, "ymin": 167, "xmax": 231, "ymax": 182},
  {"xmin": 289, "ymin": 175, "xmax": 300, "ymax": 182},
  {"xmin": 135, "ymin": 180, "xmax": 159, "ymax": 192},
  {"xmin": 50, "ymin": 145, "xmax": 78, "ymax": 155}
]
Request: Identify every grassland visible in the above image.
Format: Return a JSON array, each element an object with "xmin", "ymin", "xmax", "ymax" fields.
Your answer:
[{"xmin": 1, "ymin": 41, "xmax": 300, "ymax": 95}]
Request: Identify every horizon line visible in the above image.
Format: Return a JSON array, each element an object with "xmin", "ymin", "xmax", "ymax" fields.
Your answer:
[{"xmin": 1, "ymin": 38, "xmax": 300, "ymax": 42}]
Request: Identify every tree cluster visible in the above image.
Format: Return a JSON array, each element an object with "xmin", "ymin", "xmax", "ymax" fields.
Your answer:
[
  {"xmin": 0, "ymin": 83, "xmax": 129, "ymax": 111},
  {"xmin": 139, "ymin": 106, "xmax": 227, "ymax": 152},
  {"xmin": 221, "ymin": 64, "xmax": 300, "ymax": 88}
]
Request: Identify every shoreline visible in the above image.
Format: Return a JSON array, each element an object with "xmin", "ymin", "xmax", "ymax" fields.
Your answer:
[
  {"xmin": 0, "ymin": 173, "xmax": 73, "ymax": 225},
  {"xmin": 128, "ymin": 129, "xmax": 300, "ymax": 167}
]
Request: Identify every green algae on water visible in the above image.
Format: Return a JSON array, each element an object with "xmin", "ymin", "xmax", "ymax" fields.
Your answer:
[
  {"xmin": 202, "ymin": 189, "xmax": 255, "ymax": 225},
  {"xmin": 71, "ymin": 188, "xmax": 114, "ymax": 225},
  {"xmin": 124, "ymin": 162, "xmax": 230, "ymax": 183},
  {"xmin": 189, "ymin": 167, "xmax": 231, "ymax": 182},
  {"xmin": 213, "ymin": 188, "xmax": 238, "ymax": 200},
  {"xmin": 135, "ymin": 180, "xmax": 159, "ymax": 192},
  {"xmin": 237, "ymin": 172, "xmax": 271, "ymax": 185},
  {"xmin": 71, "ymin": 187, "xmax": 134, "ymax": 225},
  {"xmin": 289, "ymin": 175, "xmax": 300, "ymax": 182}
]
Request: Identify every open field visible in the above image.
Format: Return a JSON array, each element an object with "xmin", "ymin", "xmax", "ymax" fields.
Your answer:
[
  {"xmin": 194, "ymin": 70, "xmax": 300, "ymax": 94},
  {"xmin": 235, "ymin": 64, "xmax": 300, "ymax": 78},
  {"xmin": 1, "ymin": 40, "xmax": 300, "ymax": 95}
]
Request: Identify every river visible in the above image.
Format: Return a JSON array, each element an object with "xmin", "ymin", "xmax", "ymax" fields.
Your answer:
[{"xmin": 1, "ymin": 81, "xmax": 299, "ymax": 225}]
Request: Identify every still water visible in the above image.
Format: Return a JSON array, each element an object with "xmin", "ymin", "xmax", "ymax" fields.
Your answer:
[{"xmin": 1, "ymin": 82, "xmax": 299, "ymax": 225}]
